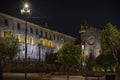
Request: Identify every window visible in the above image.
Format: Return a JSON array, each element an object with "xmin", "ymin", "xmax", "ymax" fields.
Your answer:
[
  {"xmin": 39, "ymin": 39, "xmax": 43, "ymax": 45},
  {"xmin": 30, "ymin": 27, "xmax": 33, "ymax": 34},
  {"xmin": 53, "ymin": 34, "xmax": 56, "ymax": 40},
  {"xmin": 49, "ymin": 34, "xmax": 52, "ymax": 40},
  {"xmin": 36, "ymin": 29, "xmax": 38, "ymax": 35},
  {"xmin": 30, "ymin": 37, "xmax": 34, "ymax": 44},
  {"xmin": 2, "ymin": 31, "xmax": 11, "ymax": 37},
  {"xmin": 57, "ymin": 35, "xmax": 59, "ymax": 41},
  {"xmin": 40, "ymin": 30, "xmax": 43, "ymax": 36},
  {"xmin": 15, "ymin": 34, "xmax": 21, "ymax": 42},
  {"xmin": 39, "ymin": 39, "xmax": 45, "ymax": 46},
  {"xmin": 4, "ymin": 19, "xmax": 8, "ymax": 26},
  {"xmin": 60, "ymin": 36, "xmax": 64, "ymax": 42},
  {"xmin": 39, "ymin": 39, "xmax": 49, "ymax": 46},
  {"xmin": 45, "ymin": 32, "xmax": 47, "ymax": 38},
  {"xmin": 17, "ymin": 23, "xmax": 21, "ymax": 30},
  {"xmin": 1, "ymin": 32, "xmax": 4, "ymax": 37},
  {"xmin": 24, "ymin": 36, "xmax": 29, "ymax": 43},
  {"xmin": 48, "ymin": 41, "xmax": 54, "ymax": 47}
]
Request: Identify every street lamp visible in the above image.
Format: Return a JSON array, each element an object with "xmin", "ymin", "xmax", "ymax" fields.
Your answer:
[
  {"xmin": 20, "ymin": 1, "xmax": 31, "ymax": 80},
  {"xmin": 21, "ymin": 2, "xmax": 31, "ymax": 15}
]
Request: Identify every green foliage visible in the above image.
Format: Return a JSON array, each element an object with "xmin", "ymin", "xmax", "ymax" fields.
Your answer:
[
  {"xmin": 57, "ymin": 43, "xmax": 80, "ymax": 80},
  {"xmin": 100, "ymin": 22, "xmax": 120, "ymax": 53},
  {"xmin": 87, "ymin": 53, "xmax": 96, "ymax": 70},
  {"xmin": 57, "ymin": 43, "xmax": 80, "ymax": 66},
  {"xmin": 95, "ymin": 54, "xmax": 116, "ymax": 72},
  {"xmin": 0, "ymin": 31, "xmax": 19, "ymax": 61},
  {"xmin": 0, "ymin": 31, "xmax": 19, "ymax": 80},
  {"xmin": 100, "ymin": 22, "xmax": 120, "ymax": 71},
  {"xmin": 46, "ymin": 53, "xmax": 58, "ymax": 64}
]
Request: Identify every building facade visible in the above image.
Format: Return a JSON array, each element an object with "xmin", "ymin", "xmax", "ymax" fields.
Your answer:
[
  {"xmin": 0, "ymin": 13, "xmax": 76, "ymax": 61},
  {"xmin": 80, "ymin": 25, "xmax": 101, "ymax": 58}
]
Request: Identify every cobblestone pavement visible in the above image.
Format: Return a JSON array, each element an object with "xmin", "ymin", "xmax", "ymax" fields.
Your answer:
[
  {"xmin": 3, "ymin": 73, "xmax": 85, "ymax": 80},
  {"xmin": 51, "ymin": 75, "xmax": 85, "ymax": 80},
  {"xmin": 3, "ymin": 73, "xmax": 120, "ymax": 80}
]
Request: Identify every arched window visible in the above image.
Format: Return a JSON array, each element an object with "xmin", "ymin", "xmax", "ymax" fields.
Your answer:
[
  {"xmin": 30, "ymin": 37, "xmax": 34, "ymax": 44},
  {"xmin": 48, "ymin": 41, "xmax": 54, "ymax": 48},
  {"xmin": 15, "ymin": 34, "xmax": 21, "ymax": 42},
  {"xmin": 1, "ymin": 30, "xmax": 11, "ymax": 38}
]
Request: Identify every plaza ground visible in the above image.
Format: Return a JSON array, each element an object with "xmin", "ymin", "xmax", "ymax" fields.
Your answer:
[
  {"xmin": 3, "ymin": 73, "xmax": 97, "ymax": 80},
  {"xmin": 3, "ymin": 73, "xmax": 120, "ymax": 80}
]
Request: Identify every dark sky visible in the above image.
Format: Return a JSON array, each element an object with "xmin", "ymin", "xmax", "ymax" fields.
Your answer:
[{"xmin": 0, "ymin": 0, "xmax": 120, "ymax": 38}]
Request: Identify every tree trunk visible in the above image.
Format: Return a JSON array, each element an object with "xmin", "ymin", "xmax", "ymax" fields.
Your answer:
[
  {"xmin": 67, "ymin": 74, "xmax": 69, "ymax": 80},
  {"xmin": 66, "ymin": 66, "xmax": 69, "ymax": 80},
  {"xmin": 64, "ymin": 64, "xmax": 66, "ymax": 74},
  {"xmin": 105, "ymin": 67, "xmax": 107, "ymax": 73}
]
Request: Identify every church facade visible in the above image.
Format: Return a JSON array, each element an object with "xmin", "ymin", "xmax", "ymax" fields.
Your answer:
[{"xmin": 80, "ymin": 25, "xmax": 101, "ymax": 58}]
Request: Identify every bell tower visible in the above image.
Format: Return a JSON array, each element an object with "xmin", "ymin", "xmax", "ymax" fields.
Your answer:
[
  {"xmin": 79, "ymin": 20, "xmax": 88, "ymax": 60},
  {"xmin": 79, "ymin": 19, "xmax": 88, "ymax": 44}
]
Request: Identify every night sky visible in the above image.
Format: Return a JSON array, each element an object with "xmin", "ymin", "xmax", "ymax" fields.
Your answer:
[{"xmin": 0, "ymin": 0, "xmax": 120, "ymax": 38}]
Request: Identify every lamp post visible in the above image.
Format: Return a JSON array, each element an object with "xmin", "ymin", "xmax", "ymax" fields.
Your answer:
[{"xmin": 20, "ymin": 2, "xmax": 31, "ymax": 80}]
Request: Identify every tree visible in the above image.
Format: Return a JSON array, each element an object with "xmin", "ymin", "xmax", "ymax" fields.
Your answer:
[
  {"xmin": 87, "ymin": 53, "xmax": 96, "ymax": 71},
  {"xmin": 0, "ymin": 31, "xmax": 19, "ymax": 80},
  {"xmin": 96, "ymin": 54, "xmax": 116, "ymax": 72},
  {"xmin": 46, "ymin": 53, "xmax": 58, "ymax": 64},
  {"xmin": 100, "ymin": 22, "xmax": 120, "ymax": 71},
  {"xmin": 46, "ymin": 53, "xmax": 60, "ymax": 72},
  {"xmin": 57, "ymin": 43, "xmax": 80, "ymax": 80}
]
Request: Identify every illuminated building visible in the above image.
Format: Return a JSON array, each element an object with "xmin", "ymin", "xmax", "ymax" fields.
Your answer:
[
  {"xmin": 0, "ymin": 13, "xmax": 76, "ymax": 61},
  {"xmin": 80, "ymin": 25, "xmax": 101, "ymax": 58}
]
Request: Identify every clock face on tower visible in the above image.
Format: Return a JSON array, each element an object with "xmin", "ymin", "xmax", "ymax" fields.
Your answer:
[{"xmin": 87, "ymin": 35, "xmax": 96, "ymax": 45}]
